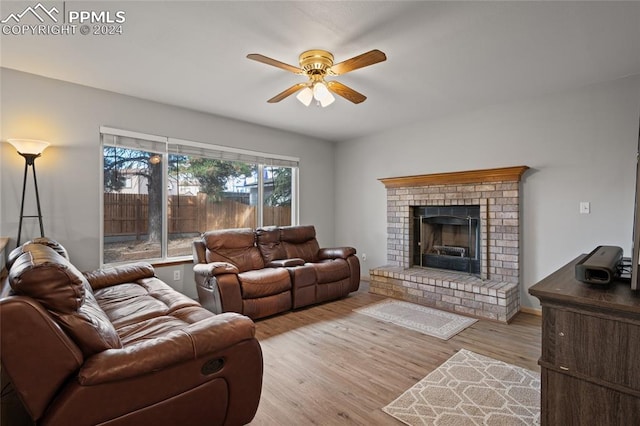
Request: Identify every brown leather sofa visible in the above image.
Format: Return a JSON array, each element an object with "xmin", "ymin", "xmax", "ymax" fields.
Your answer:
[
  {"xmin": 193, "ymin": 225, "xmax": 360, "ymax": 320},
  {"xmin": 0, "ymin": 238, "xmax": 263, "ymax": 426}
]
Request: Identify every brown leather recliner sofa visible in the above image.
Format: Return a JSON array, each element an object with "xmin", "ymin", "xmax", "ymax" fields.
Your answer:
[
  {"xmin": 192, "ymin": 225, "xmax": 360, "ymax": 320},
  {"xmin": 0, "ymin": 238, "xmax": 263, "ymax": 426}
]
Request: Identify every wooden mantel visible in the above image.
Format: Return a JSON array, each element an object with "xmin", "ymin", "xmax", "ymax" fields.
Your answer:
[{"xmin": 379, "ymin": 166, "xmax": 529, "ymax": 188}]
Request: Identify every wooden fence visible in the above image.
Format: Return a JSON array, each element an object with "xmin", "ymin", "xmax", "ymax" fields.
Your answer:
[{"xmin": 104, "ymin": 193, "xmax": 291, "ymax": 237}]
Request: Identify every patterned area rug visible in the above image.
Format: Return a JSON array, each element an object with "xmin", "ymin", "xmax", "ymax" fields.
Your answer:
[
  {"xmin": 354, "ymin": 299, "xmax": 477, "ymax": 340},
  {"xmin": 383, "ymin": 349, "xmax": 541, "ymax": 426}
]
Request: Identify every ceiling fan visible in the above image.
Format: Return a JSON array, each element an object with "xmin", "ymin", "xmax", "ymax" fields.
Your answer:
[{"xmin": 247, "ymin": 49, "xmax": 387, "ymax": 107}]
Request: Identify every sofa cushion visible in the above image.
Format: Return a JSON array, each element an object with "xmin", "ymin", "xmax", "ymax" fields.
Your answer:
[
  {"xmin": 256, "ymin": 226, "xmax": 286, "ymax": 263},
  {"xmin": 280, "ymin": 225, "xmax": 320, "ymax": 262},
  {"xmin": 203, "ymin": 228, "xmax": 264, "ymax": 272},
  {"xmin": 95, "ymin": 277, "xmax": 201, "ymax": 329},
  {"xmin": 84, "ymin": 262, "xmax": 155, "ymax": 290},
  {"xmin": 310, "ymin": 259, "xmax": 350, "ymax": 284},
  {"xmin": 10, "ymin": 244, "xmax": 85, "ymax": 313},
  {"xmin": 115, "ymin": 316, "xmax": 200, "ymax": 346},
  {"xmin": 9, "ymin": 244, "xmax": 122, "ymax": 356},
  {"xmin": 238, "ymin": 269, "xmax": 291, "ymax": 299},
  {"xmin": 94, "ymin": 283, "xmax": 170, "ymax": 328},
  {"xmin": 280, "ymin": 225, "xmax": 316, "ymax": 244},
  {"xmin": 7, "ymin": 237, "xmax": 69, "ymax": 270},
  {"xmin": 55, "ymin": 284, "xmax": 124, "ymax": 356}
]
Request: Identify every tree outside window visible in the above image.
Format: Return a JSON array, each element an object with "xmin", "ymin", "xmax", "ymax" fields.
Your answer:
[{"xmin": 103, "ymin": 145, "xmax": 293, "ymax": 264}]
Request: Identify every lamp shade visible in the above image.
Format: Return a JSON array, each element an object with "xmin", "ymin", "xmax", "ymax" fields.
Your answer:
[
  {"xmin": 313, "ymin": 82, "xmax": 330, "ymax": 101},
  {"xmin": 319, "ymin": 92, "xmax": 335, "ymax": 107},
  {"xmin": 313, "ymin": 82, "xmax": 335, "ymax": 108},
  {"xmin": 8, "ymin": 139, "xmax": 50, "ymax": 155},
  {"xmin": 296, "ymin": 87, "xmax": 313, "ymax": 107}
]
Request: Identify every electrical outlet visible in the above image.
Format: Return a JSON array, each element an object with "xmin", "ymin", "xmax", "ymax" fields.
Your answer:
[
  {"xmin": 362, "ymin": 253, "xmax": 367, "ymax": 261},
  {"xmin": 173, "ymin": 270, "xmax": 181, "ymax": 281}
]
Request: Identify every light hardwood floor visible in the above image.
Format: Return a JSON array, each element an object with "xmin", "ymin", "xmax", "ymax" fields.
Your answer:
[{"xmin": 249, "ymin": 282, "xmax": 541, "ymax": 425}]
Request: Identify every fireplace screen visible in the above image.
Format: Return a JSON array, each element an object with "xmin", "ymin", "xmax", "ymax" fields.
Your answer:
[{"xmin": 412, "ymin": 206, "xmax": 480, "ymax": 274}]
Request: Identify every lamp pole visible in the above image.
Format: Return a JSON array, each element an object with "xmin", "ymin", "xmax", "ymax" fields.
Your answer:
[
  {"xmin": 17, "ymin": 153, "xmax": 45, "ymax": 246},
  {"xmin": 7, "ymin": 139, "xmax": 49, "ymax": 247}
]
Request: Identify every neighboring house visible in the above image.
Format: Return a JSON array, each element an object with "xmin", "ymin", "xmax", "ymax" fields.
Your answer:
[
  {"xmin": 106, "ymin": 169, "xmax": 219, "ymax": 197},
  {"xmin": 108, "ymin": 167, "xmax": 283, "ymax": 203},
  {"xmin": 167, "ymin": 175, "xmax": 200, "ymax": 196}
]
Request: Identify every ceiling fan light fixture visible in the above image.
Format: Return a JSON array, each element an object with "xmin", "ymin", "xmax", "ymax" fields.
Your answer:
[
  {"xmin": 313, "ymin": 81, "xmax": 330, "ymax": 101},
  {"xmin": 313, "ymin": 82, "xmax": 335, "ymax": 108},
  {"xmin": 296, "ymin": 86, "xmax": 313, "ymax": 106},
  {"xmin": 248, "ymin": 49, "xmax": 385, "ymax": 106},
  {"xmin": 319, "ymin": 91, "xmax": 335, "ymax": 108}
]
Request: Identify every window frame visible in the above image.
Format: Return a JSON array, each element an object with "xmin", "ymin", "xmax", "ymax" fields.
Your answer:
[{"xmin": 99, "ymin": 126, "xmax": 300, "ymax": 266}]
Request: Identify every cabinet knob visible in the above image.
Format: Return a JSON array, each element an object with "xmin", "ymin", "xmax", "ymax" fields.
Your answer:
[{"xmin": 558, "ymin": 332, "xmax": 565, "ymax": 337}]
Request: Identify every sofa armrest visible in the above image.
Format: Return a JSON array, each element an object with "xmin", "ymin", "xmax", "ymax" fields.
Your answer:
[
  {"xmin": 78, "ymin": 313, "xmax": 255, "ymax": 385},
  {"xmin": 193, "ymin": 262, "xmax": 239, "ymax": 278},
  {"xmin": 84, "ymin": 262, "xmax": 155, "ymax": 290},
  {"xmin": 194, "ymin": 263, "xmax": 243, "ymax": 314},
  {"xmin": 318, "ymin": 247, "xmax": 356, "ymax": 260},
  {"xmin": 266, "ymin": 258, "xmax": 305, "ymax": 268},
  {"xmin": 1, "ymin": 296, "xmax": 84, "ymax": 420}
]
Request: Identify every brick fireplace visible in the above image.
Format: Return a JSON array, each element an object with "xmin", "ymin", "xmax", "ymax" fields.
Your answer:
[{"xmin": 369, "ymin": 166, "xmax": 528, "ymax": 322}]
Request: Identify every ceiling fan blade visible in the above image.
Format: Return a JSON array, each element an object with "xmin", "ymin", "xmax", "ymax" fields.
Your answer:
[
  {"xmin": 267, "ymin": 83, "xmax": 308, "ymax": 103},
  {"xmin": 327, "ymin": 81, "xmax": 367, "ymax": 104},
  {"xmin": 329, "ymin": 49, "xmax": 387, "ymax": 75},
  {"xmin": 247, "ymin": 53, "xmax": 303, "ymax": 74}
]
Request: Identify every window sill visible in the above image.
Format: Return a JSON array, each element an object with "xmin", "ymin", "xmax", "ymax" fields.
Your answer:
[
  {"xmin": 103, "ymin": 256, "xmax": 193, "ymax": 269},
  {"xmin": 150, "ymin": 257, "xmax": 193, "ymax": 268}
]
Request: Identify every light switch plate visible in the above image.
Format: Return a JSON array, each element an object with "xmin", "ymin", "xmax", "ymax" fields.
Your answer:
[{"xmin": 580, "ymin": 202, "xmax": 590, "ymax": 214}]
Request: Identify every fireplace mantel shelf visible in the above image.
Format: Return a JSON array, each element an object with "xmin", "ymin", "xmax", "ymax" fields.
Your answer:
[{"xmin": 379, "ymin": 166, "xmax": 529, "ymax": 188}]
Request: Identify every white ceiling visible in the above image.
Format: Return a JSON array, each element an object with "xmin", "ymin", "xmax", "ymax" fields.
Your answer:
[{"xmin": 1, "ymin": 1, "xmax": 639, "ymax": 142}]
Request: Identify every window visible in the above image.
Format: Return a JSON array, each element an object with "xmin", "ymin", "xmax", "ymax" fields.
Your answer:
[
  {"xmin": 101, "ymin": 127, "xmax": 299, "ymax": 265},
  {"xmin": 263, "ymin": 166, "xmax": 293, "ymax": 227}
]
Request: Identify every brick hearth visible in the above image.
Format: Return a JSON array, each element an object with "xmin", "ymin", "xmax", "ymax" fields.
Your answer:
[{"xmin": 369, "ymin": 166, "xmax": 528, "ymax": 322}]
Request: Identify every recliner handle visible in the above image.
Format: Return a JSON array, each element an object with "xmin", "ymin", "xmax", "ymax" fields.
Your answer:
[{"xmin": 201, "ymin": 358, "xmax": 225, "ymax": 375}]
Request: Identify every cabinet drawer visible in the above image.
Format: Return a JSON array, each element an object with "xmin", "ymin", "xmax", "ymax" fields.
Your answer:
[
  {"xmin": 543, "ymin": 369, "xmax": 639, "ymax": 426},
  {"xmin": 542, "ymin": 308, "xmax": 640, "ymax": 391}
]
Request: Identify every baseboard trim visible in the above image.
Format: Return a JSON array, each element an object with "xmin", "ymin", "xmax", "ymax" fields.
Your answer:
[{"xmin": 520, "ymin": 306, "xmax": 542, "ymax": 316}]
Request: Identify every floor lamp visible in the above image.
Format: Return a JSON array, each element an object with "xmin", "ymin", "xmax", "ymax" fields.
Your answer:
[{"xmin": 7, "ymin": 139, "xmax": 50, "ymax": 247}]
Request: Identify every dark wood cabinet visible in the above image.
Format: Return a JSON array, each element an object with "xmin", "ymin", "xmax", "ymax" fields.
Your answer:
[{"xmin": 529, "ymin": 256, "xmax": 640, "ymax": 425}]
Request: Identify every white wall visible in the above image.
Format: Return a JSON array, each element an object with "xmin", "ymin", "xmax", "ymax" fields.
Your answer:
[
  {"xmin": 1, "ymin": 69, "xmax": 336, "ymax": 298},
  {"xmin": 4, "ymin": 68, "xmax": 639, "ymax": 307},
  {"xmin": 335, "ymin": 75, "xmax": 640, "ymax": 308}
]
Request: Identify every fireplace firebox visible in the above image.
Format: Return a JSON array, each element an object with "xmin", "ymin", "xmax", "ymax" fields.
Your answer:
[{"xmin": 412, "ymin": 206, "xmax": 480, "ymax": 274}]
